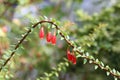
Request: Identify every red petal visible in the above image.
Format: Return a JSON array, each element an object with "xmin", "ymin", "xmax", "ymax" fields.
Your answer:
[
  {"xmin": 46, "ymin": 32, "xmax": 52, "ymax": 42},
  {"xmin": 71, "ymin": 55, "xmax": 77, "ymax": 65},
  {"xmin": 39, "ymin": 27, "xmax": 44, "ymax": 39},
  {"xmin": 67, "ymin": 49, "xmax": 72, "ymax": 61},
  {"xmin": 51, "ymin": 34, "xmax": 56, "ymax": 45}
]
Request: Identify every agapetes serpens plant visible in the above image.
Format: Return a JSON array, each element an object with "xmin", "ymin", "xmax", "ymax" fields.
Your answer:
[{"xmin": 0, "ymin": 17, "xmax": 120, "ymax": 80}]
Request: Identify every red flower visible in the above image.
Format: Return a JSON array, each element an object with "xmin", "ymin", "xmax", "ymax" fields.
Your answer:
[
  {"xmin": 51, "ymin": 34, "xmax": 56, "ymax": 45},
  {"xmin": 67, "ymin": 49, "xmax": 77, "ymax": 65},
  {"xmin": 71, "ymin": 54, "xmax": 77, "ymax": 65},
  {"xmin": 39, "ymin": 27, "xmax": 44, "ymax": 39},
  {"xmin": 67, "ymin": 49, "xmax": 72, "ymax": 61},
  {"xmin": 46, "ymin": 32, "xmax": 52, "ymax": 42}
]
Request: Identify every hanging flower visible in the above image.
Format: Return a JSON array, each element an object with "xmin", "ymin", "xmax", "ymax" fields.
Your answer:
[
  {"xmin": 46, "ymin": 32, "xmax": 52, "ymax": 42},
  {"xmin": 71, "ymin": 53, "xmax": 77, "ymax": 65},
  {"xmin": 51, "ymin": 34, "xmax": 56, "ymax": 45},
  {"xmin": 67, "ymin": 49, "xmax": 72, "ymax": 61},
  {"xmin": 39, "ymin": 27, "xmax": 44, "ymax": 39},
  {"xmin": 66, "ymin": 49, "xmax": 77, "ymax": 65}
]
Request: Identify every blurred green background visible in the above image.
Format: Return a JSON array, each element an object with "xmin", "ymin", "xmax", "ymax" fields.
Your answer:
[{"xmin": 0, "ymin": 0, "xmax": 120, "ymax": 80}]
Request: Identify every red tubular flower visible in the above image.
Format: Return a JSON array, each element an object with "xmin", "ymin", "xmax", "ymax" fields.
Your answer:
[
  {"xmin": 71, "ymin": 54, "xmax": 77, "ymax": 65},
  {"xmin": 67, "ymin": 49, "xmax": 72, "ymax": 61},
  {"xmin": 46, "ymin": 32, "xmax": 52, "ymax": 42},
  {"xmin": 67, "ymin": 49, "xmax": 77, "ymax": 65},
  {"xmin": 51, "ymin": 34, "xmax": 56, "ymax": 45},
  {"xmin": 39, "ymin": 27, "xmax": 44, "ymax": 39}
]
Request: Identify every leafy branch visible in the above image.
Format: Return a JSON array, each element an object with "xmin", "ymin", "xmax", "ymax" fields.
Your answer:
[
  {"xmin": 0, "ymin": 19, "xmax": 120, "ymax": 80},
  {"xmin": 37, "ymin": 59, "xmax": 69, "ymax": 80}
]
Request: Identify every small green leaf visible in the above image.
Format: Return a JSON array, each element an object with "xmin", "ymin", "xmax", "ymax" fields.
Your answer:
[
  {"xmin": 100, "ymin": 62, "xmax": 104, "ymax": 67},
  {"xmin": 44, "ymin": 72, "xmax": 49, "ymax": 76},
  {"xmin": 55, "ymin": 72, "xmax": 59, "ymax": 77},
  {"xmin": 89, "ymin": 56, "xmax": 94, "ymax": 60},
  {"xmin": 117, "ymin": 71, "xmax": 120, "ymax": 75},
  {"xmin": 95, "ymin": 65, "xmax": 98, "ymax": 70},
  {"xmin": 96, "ymin": 59, "xmax": 99, "ymax": 63},
  {"xmin": 86, "ymin": 52, "xmax": 89, "ymax": 56},
  {"xmin": 58, "ymin": 67, "xmax": 61, "ymax": 71},
  {"xmin": 80, "ymin": 49, "xmax": 84, "ymax": 53},
  {"xmin": 52, "ymin": 25, "xmax": 55, "ymax": 28},
  {"xmin": 83, "ymin": 59, "xmax": 87, "ymax": 64},
  {"xmin": 73, "ymin": 47, "xmax": 77, "ymax": 51},
  {"xmin": 5, "ymin": 75, "xmax": 9, "ymax": 79},
  {"xmin": 106, "ymin": 65, "xmax": 110, "ymax": 70},
  {"xmin": 43, "ymin": 16, "xmax": 48, "ymax": 20},
  {"xmin": 60, "ymin": 37, "xmax": 64, "ymax": 40},
  {"xmin": 114, "ymin": 77, "xmax": 117, "ymax": 80},
  {"xmin": 113, "ymin": 69, "xmax": 116, "ymax": 74},
  {"xmin": 89, "ymin": 60, "xmax": 92, "ymax": 63},
  {"xmin": 77, "ymin": 47, "xmax": 81, "ymax": 50},
  {"xmin": 57, "ymin": 30, "xmax": 61, "ymax": 34},
  {"xmin": 76, "ymin": 55, "xmax": 81, "ymax": 58},
  {"xmin": 65, "ymin": 62, "xmax": 69, "ymax": 66},
  {"xmin": 106, "ymin": 72, "xmax": 110, "ymax": 76},
  {"xmin": 66, "ymin": 35, "xmax": 70, "ymax": 40},
  {"xmin": 45, "ymin": 77, "xmax": 50, "ymax": 80}
]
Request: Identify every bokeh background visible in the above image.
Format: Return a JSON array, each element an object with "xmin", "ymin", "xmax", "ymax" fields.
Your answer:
[{"xmin": 0, "ymin": 0, "xmax": 120, "ymax": 80}]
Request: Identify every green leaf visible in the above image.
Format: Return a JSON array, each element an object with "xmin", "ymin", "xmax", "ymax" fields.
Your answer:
[
  {"xmin": 114, "ymin": 77, "xmax": 117, "ymax": 80},
  {"xmin": 106, "ymin": 72, "xmax": 110, "ymax": 76},
  {"xmin": 60, "ymin": 37, "xmax": 64, "ymax": 40},
  {"xmin": 100, "ymin": 62, "xmax": 104, "ymax": 67},
  {"xmin": 45, "ymin": 77, "xmax": 50, "ymax": 80},
  {"xmin": 83, "ymin": 59, "xmax": 87, "ymax": 64},
  {"xmin": 95, "ymin": 65, "xmax": 98, "ymax": 70},
  {"xmin": 66, "ymin": 35, "xmax": 70, "ymax": 40},
  {"xmin": 58, "ymin": 67, "xmax": 61, "ymax": 71},
  {"xmin": 96, "ymin": 59, "xmax": 99, "ymax": 63},
  {"xmin": 113, "ymin": 69, "xmax": 116, "ymax": 74},
  {"xmin": 77, "ymin": 47, "xmax": 81, "ymax": 50},
  {"xmin": 43, "ymin": 16, "xmax": 48, "ymax": 20},
  {"xmin": 80, "ymin": 49, "xmax": 84, "ymax": 53},
  {"xmin": 57, "ymin": 30, "xmax": 61, "ymax": 34},
  {"xmin": 65, "ymin": 62, "xmax": 69, "ymax": 66},
  {"xmin": 52, "ymin": 25, "xmax": 55, "ymax": 28},
  {"xmin": 76, "ymin": 55, "xmax": 81, "ymax": 58},
  {"xmin": 117, "ymin": 71, "xmax": 120, "ymax": 75},
  {"xmin": 5, "ymin": 75, "xmax": 9, "ymax": 79},
  {"xmin": 44, "ymin": 72, "xmax": 49, "ymax": 76},
  {"xmin": 86, "ymin": 52, "xmax": 89, "ymax": 56},
  {"xmin": 89, "ymin": 60, "xmax": 92, "ymax": 63},
  {"xmin": 106, "ymin": 65, "xmax": 110, "ymax": 70},
  {"xmin": 54, "ymin": 72, "xmax": 59, "ymax": 77}
]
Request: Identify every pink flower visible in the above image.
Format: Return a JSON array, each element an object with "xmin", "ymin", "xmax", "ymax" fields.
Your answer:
[{"xmin": 39, "ymin": 27, "xmax": 44, "ymax": 39}]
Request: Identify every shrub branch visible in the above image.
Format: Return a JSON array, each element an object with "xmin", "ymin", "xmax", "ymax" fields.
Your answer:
[{"xmin": 0, "ymin": 20, "xmax": 120, "ymax": 79}]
